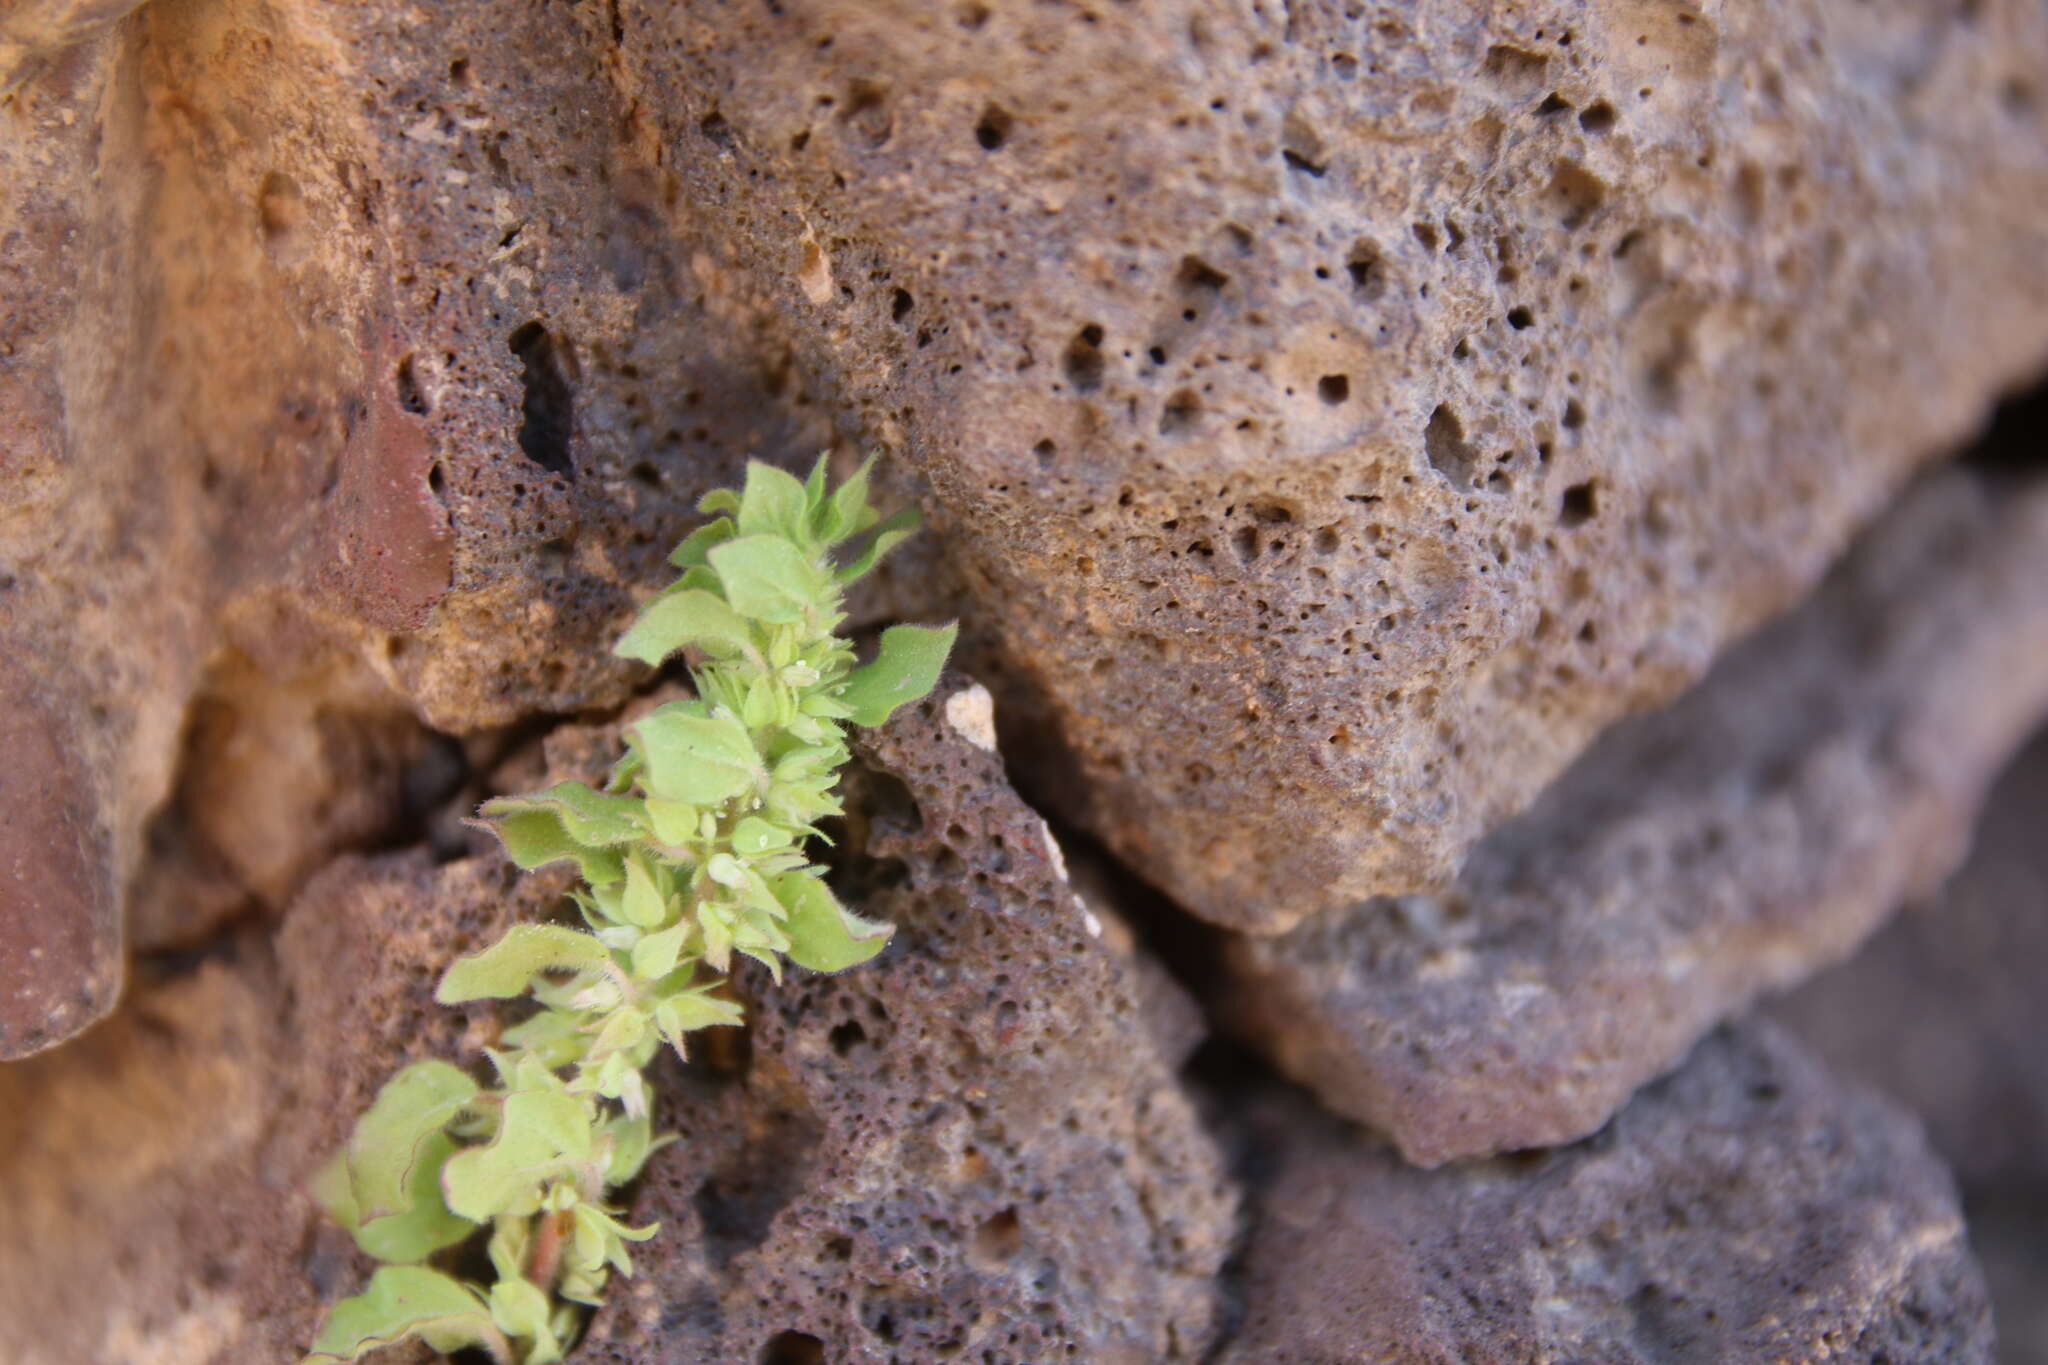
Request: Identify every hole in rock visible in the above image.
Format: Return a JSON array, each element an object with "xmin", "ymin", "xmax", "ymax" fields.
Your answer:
[
  {"xmin": 1424, "ymin": 403, "xmax": 1480, "ymax": 486},
  {"xmin": 970, "ymin": 1207, "xmax": 1024, "ymax": 1265},
  {"xmin": 974, "ymin": 103, "xmax": 1012, "ymax": 150},
  {"xmin": 1062, "ymin": 324, "xmax": 1105, "ymax": 393},
  {"xmin": 758, "ymin": 1331, "xmax": 826, "ymax": 1365},
  {"xmin": 1560, "ymin": 481, "xmax": 1599, "ymax": 527},
  {"xmin": 395, "ymin": 354, "xmax": 429, "ymax": 415},
  {"xmin": 507, "ymin": 321, "xmax": 576, "ymax": 478}
]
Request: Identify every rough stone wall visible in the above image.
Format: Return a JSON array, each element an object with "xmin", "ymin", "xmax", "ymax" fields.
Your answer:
[{"xmin": 1, "ymin": 1, "xmax": 2046, "ymax": 1363}]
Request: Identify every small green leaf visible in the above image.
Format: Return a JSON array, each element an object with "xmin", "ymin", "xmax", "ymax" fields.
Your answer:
[
  {"xmin": 486, "ymin": 782, "xmax": 647, "ymax": 848},
  {"xmin": 345, "ymin": 1133, "xmax": 476, "ymax": 1264},
  {"xmin": 620, "ymin": 855, "xmax": 668, "ymax": 929},
  {"xmin": 776, "ymin": 871, "xmax": 894, "ymax": 973},
  {"xmin": 441, "ymin": 1090, "xmax": 595, "ymax": 1221},
  {"xmin": 651, "ymin": 988, "xmax": 746, "ymax": 1055},
  {"xmin": 838, "ymin": 623, "xmax": 958, "ymax": 728},
  {"xmin": 615, "ymin": 589, "xmax": 757, "ymax": 666},
  {"xmin": 630, "ymin": 921, "xmax": 690, "ymax": 979},
  {"xmin": 437, "ymin": 925, "xmax": 616, "ymax": 1004},
  {"xmin": 342, "ymin": 1060, "xmax": 479, "ymax": 1223},
  {"xmin": 709, "ymin": 534, "xmax": 826, "ymax": 625},
  {"xmin": 632, "ymin": 704, "xmax": 762, "ymax": 806},
  {"xmin": 736, "ymin": 462, "xmax": 813, "ymax": 543},
  {"xmin": 472, "ymin": 801, "xmax": 627, "ymax": 888},
  {"xmin": 817, "ymin": 455, "xmax": 880, "ymax": 544},
  {"xmin": 490, "ymin": 1275, "xmax": 563, "ymax": 1363},
  {"xmin": 730, "ymin": 815, "xmax": 793, "ymax": 854},
  {"xmin": 834, "ymin": 504, "xmax": 918, "ymax": 584},
  {"xmin": 303, "ymin": 1266, "xmax": 502, "ymax": 1365},
  {"xmin": 600, "ymin": 1111, "xmax": 671, "ymax": 1185},
  {"xmin": 641, "ymin": 797, "xmax": 699, "ymax": 845}
]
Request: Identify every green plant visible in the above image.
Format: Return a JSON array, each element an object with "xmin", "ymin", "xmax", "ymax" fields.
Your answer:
[{"xmin": 304, "ymin": 458, "xmax": 955, "ymax": 1365}]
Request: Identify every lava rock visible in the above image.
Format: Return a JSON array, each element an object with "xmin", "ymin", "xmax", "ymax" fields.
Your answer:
[
  {"xmin": 1217, "ymin": 1022, "xmax": 1993, "ymax": 1365},
  {"xmin": 0, "ymin": 680, "xmax": 1233, "ymax": 1364},
  {"xmin": 632, "ymin": 0, "xmax": 2048, "ymax": 929},
  {"xmin": 1772, "ymin": 724, "xmax": 2048, "ymax": 1190},
  {"xmin": 576, "ymin": 676, "xmax": 1235, "ymax": 1363},
  {"xmin": 1224, "ymin": 467, "xmax": 2048, "ymax": 1163}
]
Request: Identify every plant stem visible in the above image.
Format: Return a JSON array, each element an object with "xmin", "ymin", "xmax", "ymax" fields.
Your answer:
[{"xmin": 525, "ymin": 1207, "xmax": 569, "ymax": 1294}]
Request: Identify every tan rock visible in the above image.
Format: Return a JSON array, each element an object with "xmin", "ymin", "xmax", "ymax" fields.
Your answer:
[{"xmin": 636, "ymin": 0, "xmax": 2048, "ymax": 930}]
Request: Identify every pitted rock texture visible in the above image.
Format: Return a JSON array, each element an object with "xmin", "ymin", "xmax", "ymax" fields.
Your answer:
[
  {"xmin": 1224, "ymin": 467, "xmax": 2048, "ymax": 1164},
  {"xmin": 0, "ymin": 682, "xmax": 1233, "ymax": 1364},
  {"xmin": 576, "ymin": 676, "xmax": 1234, "ymax": 1363},
  {"xmin": 12, "ymin": 2, "xmax": 2048, "ymax": 1056},
  {"xmin": 1773, "ymin": 725, "xmax": 2048, "ymax": 1191},
  {"xmin": 629, "ymin": 0, "xmax": 2048, "ymax": 930},
  {"xmin": 1216, "ymin": 1022, "xmax": 1994, "ymax": 1365},
  {"xmin": 0, "ymin": 849, "xmax": 546, "ymax": 1365},
  {"xmin": 0, "ymin": 0, "xmax": 928, "ymax": 1052}
]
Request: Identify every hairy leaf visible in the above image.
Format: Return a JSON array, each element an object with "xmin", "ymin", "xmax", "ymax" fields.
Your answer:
[
  {"xmin": 667, "ymin": 515, "xmax": 735, "ymax": 569},
  {"xmin": 709, "ymin": 534, "xmax": 825, "ymax": 624},
  {"xmin": 441, "ymin": 1089, "xmax": 594, "ymax": 1221},
  {"xmin": 341, "ymin": 1061, "xmax": 479, "ymax": 1224},
  {"xmin": 651, "ymin": 988, "xmax": 746, "ymax": 1055},
  {"xmin": 833, "ymin": 504, "xmax": 919, "ymax": 584},
  {"xmin": 472, "ymin": 800, "xmax": 628, "ymax": 888},
  {"xmin": 839, "ymin": 623, "xmax": 959, "ymax": 728},
  {"xmin": 632, "ymin": 705, "xmax": 762, "ymax": 806},
  {"xmin": 736, "ymin": 462, "xmax": 812, "ymax": 543},
  {"xmin": 437, "ymin": 925, "xmax": 616, "ymax": 1004},
  {"xmin": 614, "ymin": 588, "xmax": 756, "ymax": 666},
  {"xmin": 774, "ymin": 871, "xmax": 895, "ymax": 972},
  {"xmin": 302, "ymin": 1266, "xmax": 501, "ymax": 1365},
  {"xmin": 490, "ymin": 1275, "xmax": 563, "ymax": 1364}
]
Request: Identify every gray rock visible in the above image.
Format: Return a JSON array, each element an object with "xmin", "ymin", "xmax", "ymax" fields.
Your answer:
[
  {"xmin": 1225, "ymin": 468, "xmax": 2048, "ymax": 1164},
  {"xmin": 1772, "ymin": 724, "xmax": 2048, "ymax": 1190},
  {"xmin": 577, "ymin": 678, "xmax": 1235, "ymax": 1363},
  {"xmin": 1217, "ymin": 1022, "xmax": 1993, "ymax": 1365}
]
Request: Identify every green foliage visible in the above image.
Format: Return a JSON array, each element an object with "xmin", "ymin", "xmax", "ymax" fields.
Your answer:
[{"xmin": 306, "ymin": 457, "xmax": 953, "ymax": 1364}]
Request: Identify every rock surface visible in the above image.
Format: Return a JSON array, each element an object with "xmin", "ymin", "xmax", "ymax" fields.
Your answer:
[
  {"xmin": 1216, "ymin": 1022, "xmax": 1993, "ymax": 1365},
  {"xmin": 11, "ymin": 1, "xmax": 2048, "ymax": 1058},
  {"xmin": 1772, "ymin": 725, "xmax": 2048, "ymax": 1191},
  {"xmin": 1225, "ymin": 466, "xmax": 2048, "ymax": 1164},
  {"xmin": 638, "ymin": 0, "xmax": 2048, "ymax": 930},
  {"xmin": 0, "ymin": 681, "xmax": 1234, "ymax": 1364}
]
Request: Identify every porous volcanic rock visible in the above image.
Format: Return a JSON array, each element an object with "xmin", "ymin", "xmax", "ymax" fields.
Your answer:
[
  {"xmin": 1216, "ymin": 1022, "xmax": 1993, "ymax": 1365},
  {"xmin": 576, "ymin": 676, "xmax": 1235, "ymax": 1363},
  {"xmin": 0, "ymin": 680, "xmax": 1233, "ymax": 1364},
  {"xmin": 1772, "ymin": 724, "xmax": 2048, "ymax": 1190},
  {"xmin": 13, "ymin": 1, "xmax": 2048, "ymax": 1058},
  {"xmin": 0, "ymin": 0, "xmax": 953, "ymax": 1052},
  {"xmin": 1223, "ymin": 466, "xmax": 2048, "ymax": 1164},
  {"xmin": 632, "ymin": 0, "xmax": 2048, "ymax": 930}
]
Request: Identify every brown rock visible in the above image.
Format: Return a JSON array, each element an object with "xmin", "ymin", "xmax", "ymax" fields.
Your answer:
[
  {"xmin": 0, "ymin": 681, "xmax": 1234, "ymax": 1363},
  {"xmin": 1224, "ymin": 467, "xmax": 2048, "ymax": 1164},
  {"xmin": 631, "ymin": 0, "xmax": 2048, "ymax": 930},
  {"xmin": 1218, "ymin": 1022, "xmax": 1993, "ymax": 1365},
  {"xmin": 1772, "ymin": 725, "xmax": 2048, "ymax": 1190},
  {"xmin": 577, "ymin": 676, "xmax": 1235, "ymax": 1363}
]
